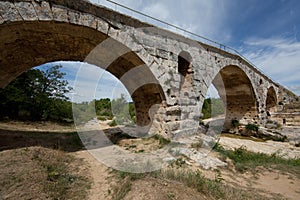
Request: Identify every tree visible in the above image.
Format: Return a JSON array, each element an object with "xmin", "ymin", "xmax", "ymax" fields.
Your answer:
[
  {"xmin": 111, "ymin": 94, "xmax": 136, "ymax": 125},
  {"xmin": 0, "ymin": 64, "xmax": 73, "ymax": 121},
  {"xmin": 201, "ymin": 98, "xmax": 225, "ymax": 119}
]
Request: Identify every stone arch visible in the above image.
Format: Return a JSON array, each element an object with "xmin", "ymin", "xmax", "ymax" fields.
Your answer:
[
  {"xmin": 178, "ymin": 51, "xmax": 193, "ymax": 91},
  {"xmin": 0, "ymin": 20, "xmax": 165, "ymax": 127},
  {"xmin": 266, "ymin": 86, "xmax": 277, "ymax": 113},
  {"xmin": 212, "ymin": 65, "xmax": 258, "ymax": 131},
  {"xmin": 178, "ymin": 51, "xmax": 192, "ymax": 77}
]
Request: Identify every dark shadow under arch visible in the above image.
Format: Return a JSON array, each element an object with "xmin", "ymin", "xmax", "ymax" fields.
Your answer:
[
  {"xmin": 212, "ymin": 65, "xmax": 258, "ymax": 131},
  {"xmin": 266, "ymin": 86, "xmax": 277, "ymax": 112}
]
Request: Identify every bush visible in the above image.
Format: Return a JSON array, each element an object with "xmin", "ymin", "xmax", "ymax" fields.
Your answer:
[
  {"xmin": 109, "ymin": 119, "xmax": 117, "ymax": 127},
  {"xmin": 231, "ymin": 119, "xmax": 239, "ymax": 127},
  {"xmin": 97, "ymin": 116, "xmax": 107, "ymax": 121},
  {"xmin": 245, "ymin": 123, "xmax": 258, "ymax": 132}
]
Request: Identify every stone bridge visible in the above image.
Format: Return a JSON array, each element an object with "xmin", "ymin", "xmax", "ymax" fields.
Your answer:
[{"xmin": 0, "ymin": 0, "xmax": 298, "ymax": 136}]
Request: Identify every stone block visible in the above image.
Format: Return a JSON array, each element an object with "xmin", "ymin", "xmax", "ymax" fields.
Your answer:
[
  {"xmin": 0, "ymin": 15, "xmax": 4, "ymax": 24},
  {"xmin": 96, "ymin": 18, "xmax": 109, "ymax": 33},
  {"xmin": 32, "ymin": 1, "xmax": 53, "ymax": 21},
  {"xmin": 15, "ymin": 2, "xmax": 38, "ymax": 21},
  {"xmin": 52, "ymin": 5, "xmax": 68, "ymax": 23},
  {"xmin": 68, "ymin": 10, "xmax": 80, "ymax": 24},
  {"xmin": 79, "ymin": 13, "xmax": 97, "ymax": 29},
  {"xmin": 0, "ymin": 1, "xmax": 22, "ymax": 22}
]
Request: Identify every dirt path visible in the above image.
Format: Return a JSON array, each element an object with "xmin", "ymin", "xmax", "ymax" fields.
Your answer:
[
  {"xmin": 74, "ymin": 150, "xmax": 115, "ymax": 200},
  {"xmin": 1, "ymin": 121, "xmax": 299, "ymax": 199}
]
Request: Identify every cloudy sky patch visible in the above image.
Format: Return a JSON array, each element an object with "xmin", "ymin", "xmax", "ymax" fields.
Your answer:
[
  {"xmin": 37, "ymin": 0, "xmax": 300, "ymax": 102},
  {"xmin": 91, "ymin": 0, "xmax": 300, "ymax": 96}
]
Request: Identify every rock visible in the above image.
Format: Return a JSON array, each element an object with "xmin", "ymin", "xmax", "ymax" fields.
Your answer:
[
  {"xmin": 170, "ymin": 147, "xmax": 227, "ymax": 170},
  {"xmin": 258, "ymin": 128, "xmax": 287, "ymax": 142}
]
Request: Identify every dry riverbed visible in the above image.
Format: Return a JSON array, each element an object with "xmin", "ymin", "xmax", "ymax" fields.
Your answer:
[{"xmin": 0, "ymin": 120, "xmax": 299, "ymax": 200}]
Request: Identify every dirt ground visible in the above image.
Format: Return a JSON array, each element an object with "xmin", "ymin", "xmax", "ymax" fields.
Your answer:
[{"xmin": 1, "ymin": 121, "xmax": 300, "ymax": 200}]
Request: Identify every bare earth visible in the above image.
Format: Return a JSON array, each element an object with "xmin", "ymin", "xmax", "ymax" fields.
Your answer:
[{"xmin": 1, "ymin": 121, "xmax": 300, "ymax": 200}]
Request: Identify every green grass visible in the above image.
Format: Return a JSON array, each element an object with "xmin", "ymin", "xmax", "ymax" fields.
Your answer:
[
  {"xmin": 112, "ymin": 169, "xmax": 273, "ymax": 200},
  {"xmin": 156, "ymin": 169, "xmax": 284, "ymax": 200},
  {"xmin": 150, "ymin": 134, "xmax": 171, "ymax": 147},
  {"xmin": 109, "ymin": 119, "xmax": 117, "ymax": 127},
  {"xmin": 213, "ymin": 144, "xmax": 300, "ymax": 177}
]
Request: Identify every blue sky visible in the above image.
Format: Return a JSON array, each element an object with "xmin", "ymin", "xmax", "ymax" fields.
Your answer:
[
  {"xmin": 39, "ymin": 0, "xmax": 300, "ymax": 101},
  {"xmin": 92, "ymin": 0, "xmax": 300, "ymax": 94}
]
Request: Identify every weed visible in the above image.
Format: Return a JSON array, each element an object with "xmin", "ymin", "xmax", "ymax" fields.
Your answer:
[
  {"xmin": 156, "ymin": 169, "xmax": 271, "ymax": 199},
  {"xmin": 112, "ymin": 176, "xmax": 132, "ymax": 200},
  {"xmin": 109, "ymin": 119, "xmax": 117, "ymax": 127},
  {"xmin": 245, "ymin": 123, "xmax": 259, "ymax": 132},
  {"xmin": 231, "ymin": 119, "xmax": 240, "ymax": 127},
  {"xmin": 151, "ymin": 134, "xmax": 171, "ymax": 147},
  {"xmin": 166, "ymin": 192, "xmax": 176, "ymax": 199},
  {"xmin": 112, "ymin": 170, "xmax": 147, "ymax": 200},
  {"xmin": 190, "ymin": 139, "xmax": 203, "ymax": 150},
  {"xmin": 213, "ymin": 144, "xmax": 300, "ymax": 177},
  {"xmin": 97, "ymin": 116, "xmax": 107, "ymax": 121}
]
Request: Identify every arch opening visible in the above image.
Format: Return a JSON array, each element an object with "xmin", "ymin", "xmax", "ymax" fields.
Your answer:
[
  {"xmin": 266, "ymin": 86, "xmax": 277, "ymax": 114},
  {"xmin": 178, "ymin": 51, "xmax": 192, "ymax": 77},
  {"xmin": 0, "ymin": 21, "xmax": 166, "ymax": 128},
  {"xmin": 211, "ymin": 65, "xmax": 258, "ymax": 131}
]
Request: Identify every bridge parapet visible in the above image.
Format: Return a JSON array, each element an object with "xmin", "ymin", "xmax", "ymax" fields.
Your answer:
[{"xmin": 0, "ymin": 0, "xmax": 298, "ymax": 136}]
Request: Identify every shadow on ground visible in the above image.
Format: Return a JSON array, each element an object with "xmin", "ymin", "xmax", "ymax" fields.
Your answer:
[
  {"xmin": 0, "ymin": 129, "xmax": 84, "ymax": 152},
  {"xmin": 0, "ymin": 127, "xmax": 135, "ymax": 152}
]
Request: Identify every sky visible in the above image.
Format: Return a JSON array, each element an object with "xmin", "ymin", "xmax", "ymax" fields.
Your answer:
[{"xmin": 39, "ymin": 0, "xmax": 300, "ymax": 101}]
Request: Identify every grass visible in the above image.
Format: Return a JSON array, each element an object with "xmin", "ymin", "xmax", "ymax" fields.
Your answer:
[
  {"xmin": 112, "ymin": 169, "xmax": 271, "ymax": 200},
  {"xmin": 109, "ymin": 119, "xmax": 117, "ymax": 127},
  {"xmin": 0, "ymin": 147, "xmax": 91, "ymax": 200},
  {"xmin": 150, "ymin": 134, "xmax": 171, "ymax": 147},
  {"xmin": 213, "ymin": 143, "xmax": 300, "ymax": 177},
  {"xmin": 112, "ymin": 171, "xmax": 147, "ymax": 200}
]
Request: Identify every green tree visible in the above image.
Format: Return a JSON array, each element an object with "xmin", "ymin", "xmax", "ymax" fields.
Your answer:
[
  {"xmin": 201, "ymin": 98, "xmax": 225, "ymax": 119},
  {"xmin": 0, "ymin": 65, "xmax": 72, "ymax": 121},
  {"xmin": 111, "ymin": 94, "xmax": 136, "ymax": 125}
]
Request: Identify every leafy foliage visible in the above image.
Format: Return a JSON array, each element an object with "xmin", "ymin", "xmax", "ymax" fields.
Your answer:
[
  {"xmin": 0, "ymin": 65, "xmax": 72, "ymax": 122},
  {"xmin": 111, "ymin": 94, "xmax": 136, "ymax": 125},
  {"xmin": 231, "ymin": 119, "xmax": 240, "ymax": 127},
  {"xmin": 245, "ymin": 123, "xmax": 259, "ymax": 132},
  {"xmin": 201, "ymin": 98, "xmax": 225, "ymax": 119}
]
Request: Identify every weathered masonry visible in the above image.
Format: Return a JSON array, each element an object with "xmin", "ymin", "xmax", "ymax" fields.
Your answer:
[{"xmin": 0, "ymin": 0, "xmax": 298, "ymax": 137}]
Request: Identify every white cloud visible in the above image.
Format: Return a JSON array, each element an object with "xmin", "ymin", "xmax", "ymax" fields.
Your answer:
[
  {"xmin": 242, "ymin": 37, "xmax": 300, "ymax": 95},
  {"xmin": 89, "ymin": 1, "xmax": 299, "ymax": 96},
  {"xmin": 91, "ymin": 0, "xmax": 231, "ymax": 42}
]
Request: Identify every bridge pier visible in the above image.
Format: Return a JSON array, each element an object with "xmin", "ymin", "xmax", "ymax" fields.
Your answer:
[{"xmin": 0, "ymin": 0, "xmax": 298, "ymax": 138}]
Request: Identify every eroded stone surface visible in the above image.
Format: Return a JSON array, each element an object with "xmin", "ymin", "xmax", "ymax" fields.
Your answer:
[
  {"xmin": 0, "ymin": 0, "xmax": 298, "ymax": 137},
  {"xmin": 15, "ymin": 2, "xmax": 38, "ymax": 21}
]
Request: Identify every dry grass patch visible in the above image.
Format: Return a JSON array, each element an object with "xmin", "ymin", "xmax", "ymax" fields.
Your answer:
[{"xmin": 0, "ymin": 147, "xmax": 91, "ymax": 200}]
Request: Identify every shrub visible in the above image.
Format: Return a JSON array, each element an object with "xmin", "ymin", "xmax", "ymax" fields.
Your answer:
[
  {"xmin": 109, "ymin": 119, "xmax": 117, "ymax": 127},
  {"xmin": 245, "ymin": 123, "xmax": 258, "ymax": 132},
  {"xmin": 97, "ymin": 116, "xmax": 106, "ymax": 121},
  {"xmin": 231, "ymin": 119, "xmax": 239, "ymax": 127}
]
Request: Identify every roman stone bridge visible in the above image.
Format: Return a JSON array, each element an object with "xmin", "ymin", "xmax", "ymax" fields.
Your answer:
[{"xmin": 0, "ymin": 0, "xmax": 298, "ymax": 137}]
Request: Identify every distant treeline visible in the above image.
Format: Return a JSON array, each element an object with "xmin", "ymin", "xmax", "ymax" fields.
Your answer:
[
  {"xmin": 201, "ymin": 98, "xmax": 225, "ymax": 119},
  {"xmin": 0, "ymin": 65, "xmax": 135, "ymax": 123},
  {"xmin": 0, "ymin": 64, "xmax": 223, "ymax": 123}
]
